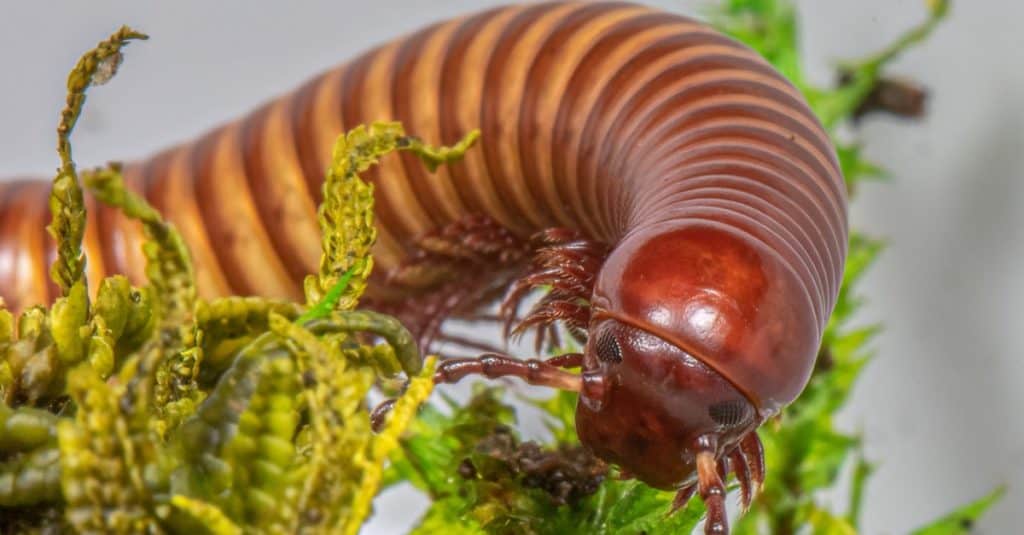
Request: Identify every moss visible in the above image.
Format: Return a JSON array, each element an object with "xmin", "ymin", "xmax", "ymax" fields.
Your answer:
[{"xmin": 0, "ymin": 26, "xmax": 473, "ymax": 534}]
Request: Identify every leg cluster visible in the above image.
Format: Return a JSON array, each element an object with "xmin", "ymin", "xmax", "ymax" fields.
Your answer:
[
  {"xmin": 378, "ymin": 214, "xmax": 532, "ymax": 355},
  {"xmin": 678, "ymin": 432, "xmax": 765, "ymax": 535},
  {"xmin": 380, "ymin": 223, "xmax": 609, "ymax": 359},
  {"xmin": 500, "ymin": 229, "xmax": 608, "ymax": 351}
]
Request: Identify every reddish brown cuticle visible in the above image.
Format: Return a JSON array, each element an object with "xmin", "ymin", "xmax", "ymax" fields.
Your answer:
[{"xmin": 590, "ymin": 306, "xmax": 763, "ymax": 414}]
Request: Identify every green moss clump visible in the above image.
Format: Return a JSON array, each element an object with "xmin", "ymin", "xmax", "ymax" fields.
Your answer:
[{"xmin": 0, "ymin": 27, "xmax": 477, "ymax": 534}]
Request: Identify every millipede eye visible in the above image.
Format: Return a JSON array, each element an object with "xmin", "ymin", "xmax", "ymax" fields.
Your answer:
[
  {"xmin": 708, "ymin": 399, "xmax": 752, "ymax": 428},
  {"xmin": 595, "ymin": 330, "xmax": 622, "ymax": 363}
]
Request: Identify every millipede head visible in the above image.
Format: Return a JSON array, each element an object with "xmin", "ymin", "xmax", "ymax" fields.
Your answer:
[{"xmin": 573, "ymin": 317, "xmax": 760, "ymax": 490}]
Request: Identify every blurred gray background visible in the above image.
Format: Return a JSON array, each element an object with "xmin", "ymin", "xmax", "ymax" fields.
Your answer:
[{"xmin": 1, "ymin": 0, "xmax": 1020, "ymax": 532}]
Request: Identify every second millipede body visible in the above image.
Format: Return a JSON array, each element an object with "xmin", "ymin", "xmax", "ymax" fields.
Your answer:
[{"xmin": 0, "ymin": 3, "xmax": 846, "ymax": 531}]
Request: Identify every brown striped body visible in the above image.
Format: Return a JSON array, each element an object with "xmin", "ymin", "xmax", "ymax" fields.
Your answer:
[{"xmin": 0, "ymin": 2, "xmax": 846, "ymax": 517}]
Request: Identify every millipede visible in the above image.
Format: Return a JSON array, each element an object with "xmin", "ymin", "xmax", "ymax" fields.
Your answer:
[{"xmin": 0, "ymin": 2, "xmax": 847, "ymax": 532}]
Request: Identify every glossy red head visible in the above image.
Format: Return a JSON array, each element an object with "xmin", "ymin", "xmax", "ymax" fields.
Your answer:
[{"xmin": 575, "ymin": 223, "xmax": 821, "ymax": 489}]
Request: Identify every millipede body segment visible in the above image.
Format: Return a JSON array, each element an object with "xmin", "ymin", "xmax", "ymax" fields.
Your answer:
[{"xmin": 0, "ymin": 3, "xmax": 846, "ymax": 532}]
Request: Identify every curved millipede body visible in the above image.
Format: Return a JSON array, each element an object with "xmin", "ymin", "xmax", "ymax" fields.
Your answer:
[{"xmin": 0, "ymin": 2, "xmax": 846, "ymax": 532}]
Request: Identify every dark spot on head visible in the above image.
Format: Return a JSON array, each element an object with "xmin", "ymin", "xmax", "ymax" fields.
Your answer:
[
  {"xmin": 708, "ymin": 399, "xmax": 752, "ymax": 428},
  {"xmin": 595, "ymin": 330, "xmax": 622, "ymax": 363}
]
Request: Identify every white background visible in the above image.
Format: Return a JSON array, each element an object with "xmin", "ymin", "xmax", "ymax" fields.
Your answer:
[{"xmin": 1, "ymin": 1, "xmax": 1020, "ymax": 532}]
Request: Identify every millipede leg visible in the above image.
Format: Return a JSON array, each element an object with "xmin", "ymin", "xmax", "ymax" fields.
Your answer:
[
  {"xmin": 717, "ymin": 453, "xmax": 731, "ymax": 482},
  {"xmin": 499, "ymin": 276, "xmax": 542, "ymax": 336},
  {"xmin": 696, "ymin": 438, "xmax": 729, "ymax": 534},
  {"xmin": 729, "ymin": 448, "xmax": 753, "ymax": 511},
  {"xmin": 545, "ymin": 352, "xmax": 583, "ymax": 369},
  {"xmin": 498, "ymin": 230, "xmax": 609, "ymax": 350},
  {"xmin": 671, "ymin": 483, "xmax": 697, "ymax": 513},
  {"xmin": 375, "ymin": 276, "xmax": 514, "ymax": 358},
  {"xmin": 738, "ymin": 431, "xmax": 765, "ymax": 495},
  {"xmin": 434, "ymin": 352, "xmax": 584, "ymax": 392},
  {"xmin": 385, "ymin": 213, "xmax": 529, "ymax": 295}
]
